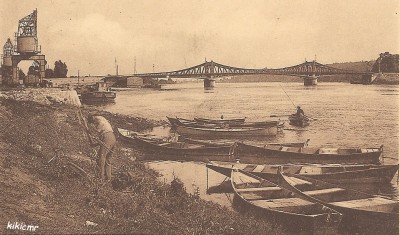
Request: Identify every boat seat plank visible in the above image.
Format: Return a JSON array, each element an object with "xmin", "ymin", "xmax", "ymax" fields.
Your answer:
[
  {"xmin": 237, "ymin": 186, "xmax": 281, "ymax": 193},
  {"xmin": 361, "ymin": 148, "xmax": 379, "ymax": 153},
  {"xmin": 235, "ymin": 173, "xmax": 260, "ymax": 185},
  {"xmin": 300, "ymin": 148, "xmax": 319, "ymax": 154},
  {"xmin": 252, "ymin": 165, "xmax": 265, "ymax": 172},
  {"xmin": 264, "ymin": 145, "xmax": 282, "ymax": 150},
  {"xmin": 280, "ymin": 146, "xmax": 289, "ymax": 151},
  {"xmin": 330, "ymin": 197, "xmax": 397, "ymax": 209},
  {"xmin": 304, "ymin": 188, "xmax": 345, "ymax": 196},
  {"xmin": 261, "ymin": 166, "xmax": 278, "ymax": 173},
  {"xmin": 251, "ymin": 198, "xmax": 314, "ymax": 208},
  {"xmin": 243, "ymin": 165, "xmax": 258, "ymax": 172},
  {"xmin": 158, "ymin": 143, "xmax": 171, "ymax": 146},
  {"xmin": 283, "ymin": 166, "xmax": 303, "ymax": 174},
  {"xmin": 286, "ymin": 176, "xmax": 313, "ymax": 187},
  {"xmin": 319, "ymin": 148, "xmax": 339, "ymax": 154}
]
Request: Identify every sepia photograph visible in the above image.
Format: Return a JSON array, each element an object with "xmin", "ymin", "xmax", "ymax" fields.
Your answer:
[{"xmin": 0, "ymin": 0, "xmax": 398, "ymax": 234}]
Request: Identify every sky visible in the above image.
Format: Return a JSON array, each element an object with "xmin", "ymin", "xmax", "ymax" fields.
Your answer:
[{"xmin": 0, "ymin": 0, "xmax": 399, "ymax": 76}]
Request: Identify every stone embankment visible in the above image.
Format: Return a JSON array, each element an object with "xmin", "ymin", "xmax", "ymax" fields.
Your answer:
[{"xmin": 0, "ymin": 88, "xmax": 81, "ymax": 106}]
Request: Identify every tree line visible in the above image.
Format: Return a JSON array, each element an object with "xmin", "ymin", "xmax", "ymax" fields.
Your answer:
[
  {"xmin": 371, "ymin": 52, "xmax": 399, "ymax": 73},
  {"xmin": 19, "ymin": 60, "xmax": 68, "ymax": 80}
]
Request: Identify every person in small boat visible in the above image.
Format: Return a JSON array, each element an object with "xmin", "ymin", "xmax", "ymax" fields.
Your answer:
[
  {"xmin": 295, "ymin": 106, "xmax": 305, "ymax": 118},
  {"xmin": 87, "ymin": 114, "xmax": 117, "ymax": 184}
]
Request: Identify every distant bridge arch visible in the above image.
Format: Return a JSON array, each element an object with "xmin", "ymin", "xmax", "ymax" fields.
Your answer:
[{"xmin": 127, "ymin": 60, "xmax": 373, "ymax": 87}]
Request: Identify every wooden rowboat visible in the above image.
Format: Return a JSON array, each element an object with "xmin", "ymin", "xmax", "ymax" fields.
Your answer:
[
  {"xmin": 231, "ymin": 169, "xmax": 342, "ymax": 234},
  {"xmin": 167, "ymin": 116, "xmax": 280, "ymax": 129},
  {"xmin": 80, "ymin": 91, "xmax": 116, "ymax": 104},
  {"xmin": 174, "ymin": 124, "xmax": 279, "ymax": 138},
  {"xmin": 207, "ymin": 161, "xmax": 398, "ymax": 184},
  {"xmin": 289, "ymin": 114, "xmax": 310, "ymax": 127},
  {"xmin": 194, "ymin": 116, "xmax": 246, "ymax": 124},
  {"xmin": 235, "ymin": 142, "xmax": 383, "ymax": 164},
  {"xmin": 117, "ymin": 128, "xmax": 235, "ymax": 162},
  {"xmin": 180, "ymin": 137, "xmax": 309, "ymax": 148},
  {"xmin": 278, "ymin": 171, "xmax": 399, "ymax": 234}
]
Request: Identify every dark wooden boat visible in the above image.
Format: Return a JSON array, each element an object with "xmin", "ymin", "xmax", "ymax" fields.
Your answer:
[
  {"xmin": 289, "ymin": 114, "xmax": 310, "ymax": 127},
  {"xmin": 181, "ymin": 137, "xmax": 309, "ymax": 148},
  {"xmin": 235, "ymin": 142, "xmax": 383, "ymax": 164},
  {"xmin": 174, "ymin": 124, "xmax": 280, "ymax": 138},
  {"xmin": 79, "ymin": 81, "xmax": 116, "ymax": 104},
  {"xmin": 117, "ymin": 128, "xmax": 235, "ymax": 162},
  {"xmin": 80, "ymin": 91, "xmax": 116, "ymax": 104},
  {"xmin": 231, "ymin": 169, "xmax": 342, "ymax": 234},
  {"xmin": 207, "ymin": 161, "xmax": 398, "ymax": 184},
  {"xmin": 167, "ymin": 116, "xmax": 280, "ymax": 129},
  {"xmin": 278, "ymin": 171, "xmax": 399, "ymax": 234}
]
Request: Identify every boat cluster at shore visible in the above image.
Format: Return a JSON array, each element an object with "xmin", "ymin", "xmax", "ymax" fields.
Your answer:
[{"xmin": 117, "ymin": 115, "xmax": 398, "ymax": 235}]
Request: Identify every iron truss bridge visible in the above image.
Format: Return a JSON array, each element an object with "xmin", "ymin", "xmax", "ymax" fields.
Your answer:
[{"xmin": 131, "ymin": 60, "xmax": 372, "ymax": 78}]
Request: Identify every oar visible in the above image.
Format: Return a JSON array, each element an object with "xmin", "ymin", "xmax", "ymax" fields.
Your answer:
[
  {"xmin": 284, "ymin": 128, "xmax": 308, "ymax": 131},
  {"xmin": 270, "ymin": 114, "xmax": 291, "ymax": 118},
  {"xmin": 305, "ymin": 115, "xmax": 318, "ymax": 121}
]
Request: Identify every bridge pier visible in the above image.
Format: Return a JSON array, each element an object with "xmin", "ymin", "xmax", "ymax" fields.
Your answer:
[
  {"xmin": 303, "ymin": 75, "xmax": 318, "ymax": 86},
  {"xmin": 203, "ymin": 77, "xmax": 215, "ymax": 89}
]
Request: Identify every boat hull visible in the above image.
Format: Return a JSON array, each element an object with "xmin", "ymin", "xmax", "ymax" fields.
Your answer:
[
  {"xmin": 175, "ymin": 125, "xmax": 278, "ymax": 138},
  {"xmin": 80, "ymin": 91, "xmax": 116, "ymax": 104},
  {"xmin": 236, "ymin": 142, "xmax": 382, "ymax": 164},
  {"xmin": 207, "ymin": 161, "xmax": 398, "ymax": 184},
  {"xmin": 168, "ymin": 116, "xmax": 280, "ymax": 128},
  {"xmin": 289, "ymin": 115, "xmax": 310, "ymax": 127},
  {"xmin": 194, "ymin": 117, "xmax": 246, "ymax": 124},
  {"xmin": 118, "ymin": 128, "xmax": 235, "ymax": 162},
  {"xmin": 231, "ymin": 170, "xmax": 341, "ymax": 235},
  {"xmin": 278, "ymin": 172, "xmax": 399, "ymax": 235}
]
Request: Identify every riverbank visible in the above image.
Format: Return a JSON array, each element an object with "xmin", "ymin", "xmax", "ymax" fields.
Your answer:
[{"xmin": 0, "ymin": 94, "xmax": 283, "ymax": 234}]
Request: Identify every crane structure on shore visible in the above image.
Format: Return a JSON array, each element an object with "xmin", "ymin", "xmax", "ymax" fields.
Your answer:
[
  {"xmin": 130, "ymin": 59, "xmax": 373, "ymax": 87},
  {"xmin": 1, "ymin": 9, "xmax": 46, "ymax": 86}
]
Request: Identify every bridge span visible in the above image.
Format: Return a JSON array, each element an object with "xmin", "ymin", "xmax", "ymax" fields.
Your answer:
[{"xmin": 128, "ymin": 60, "xmax": 372, "ymax": 88}]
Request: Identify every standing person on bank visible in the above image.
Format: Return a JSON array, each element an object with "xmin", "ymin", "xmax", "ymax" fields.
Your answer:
[{"xmin": 86, "ymin": 114, "xmax": 117, "ymax": 183}]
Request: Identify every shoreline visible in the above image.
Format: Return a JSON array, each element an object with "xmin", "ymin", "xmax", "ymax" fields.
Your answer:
[{"xmin": 0, "ymin": 96, "xmax": 283, "ymax": 234}]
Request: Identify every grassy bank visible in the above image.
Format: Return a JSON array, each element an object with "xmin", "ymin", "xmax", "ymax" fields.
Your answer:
[{"xmin": 0, "ymin": 98, "xmax": 284, "ymax": 234}]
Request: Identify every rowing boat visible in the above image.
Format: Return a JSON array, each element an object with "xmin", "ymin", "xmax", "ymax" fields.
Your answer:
[
  {"xmin": 207, "ymin": 161, "xmax": 398, "ymax": 184},
  {"xmin": 167, "ymin": 116, "xmax": 281, "ymax": 128},
  {"xmin": 174, "ymin": 124, "xmax": 279, "ymax": 138},
  {"xmin": 289, "ymin": 114, "xmax": 310, "ymax": 127},
  {"xmin": 278, "ymin": 171, "xmax": 399, "ymax": 234},
  {"xmin": 235, "ymin": 142, "xmax": 383, "ymax": 164},
  {"xmin": 231, "ymin": 169, "xmax": 342, "ymax": 234},
  {"xmin": 117, "ymin": 128, "xmax": 235, "ymax": 162},
  {"xmin": 181, "ymin": 137, "xmax": 309, "ymax": 148},
  {"xmin": 194, "ymin": 116, "xmax": 246, "ymax": 124}
]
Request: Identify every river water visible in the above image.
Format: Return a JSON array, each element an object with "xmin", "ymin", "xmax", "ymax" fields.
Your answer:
[{"xmin": 103, "ymin": 82, "xmax": 399, "ymax": 206}]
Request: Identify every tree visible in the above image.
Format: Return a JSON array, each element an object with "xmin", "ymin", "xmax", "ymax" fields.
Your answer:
[
  {"xmin": 372, "ymin": 52, "xmax": 399, "ymax": 73},
  {"xmin": 28, "ymin": 65, "xmax": 40, "ymax": 76},
  {"xmin": 45, "ymin": 68, "xmax": 54, "ymax": 78},
  {"xmin": 54, "ymin": 60, "xmax": 68, "ymax": 78}
]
